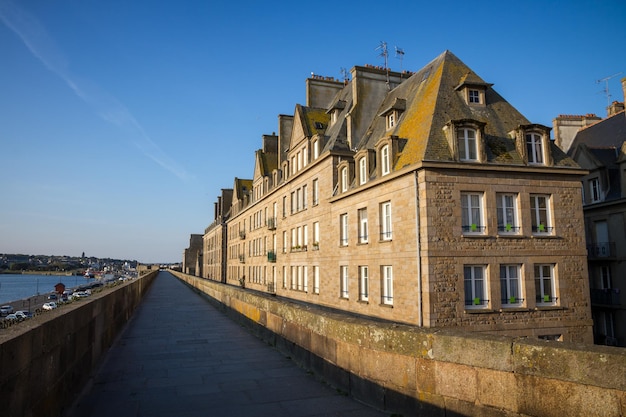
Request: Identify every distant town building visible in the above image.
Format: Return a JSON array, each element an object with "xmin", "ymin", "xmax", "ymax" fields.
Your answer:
[
  {"xmin": 182, "ymin": 234, "xmax": 203, "ymax": 276},
  {"xmin": 192, "ymin": 51, "xmax": 594, "ymax": 343}
]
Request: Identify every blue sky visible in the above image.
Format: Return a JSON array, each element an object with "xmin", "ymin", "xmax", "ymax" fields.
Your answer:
[{"xmin": 1, "ymin": 0, "xmax": 625, "ymax": 263}]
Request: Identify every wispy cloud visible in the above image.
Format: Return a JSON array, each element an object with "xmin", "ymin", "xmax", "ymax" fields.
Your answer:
[{"xmin": 0, "ymin": 0, "xmax": 193, "ymax": 181}]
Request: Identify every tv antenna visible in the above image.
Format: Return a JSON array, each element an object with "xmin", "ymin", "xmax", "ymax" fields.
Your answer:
[
  {"xmin": 340, "ymin": 67, "xmax": 349, "ymax": 82},
  {"xmin": 395, "ymin": 46, "xmax": 405, "ymax": 76},
  {"xmin": 375, "ymin": 41, "xmax": 389, "ymax": 69},
  {"xmin": 596, "ymin": 72, "xmax": 622, "ymax": 108}
]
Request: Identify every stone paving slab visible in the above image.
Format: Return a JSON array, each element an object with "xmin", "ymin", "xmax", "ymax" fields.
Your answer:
[{"xmin": 66, "ymin": 272, "xmax": 389, "ymax": 417}]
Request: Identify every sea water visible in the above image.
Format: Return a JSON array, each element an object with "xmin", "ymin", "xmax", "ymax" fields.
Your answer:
[{"xmin": 0, "ymin": 274, "xmax": 96, "ymax": 304}]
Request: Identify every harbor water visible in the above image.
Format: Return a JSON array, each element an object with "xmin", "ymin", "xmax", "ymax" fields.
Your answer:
[{"xmin": 0, "ymin": 273, "xmax": 96, "ymax": 305}]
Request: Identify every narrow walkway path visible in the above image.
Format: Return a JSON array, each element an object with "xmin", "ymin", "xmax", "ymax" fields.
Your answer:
[{"xmin": 67, "ymin": 272, "xmax": 388, "ymax": 417}]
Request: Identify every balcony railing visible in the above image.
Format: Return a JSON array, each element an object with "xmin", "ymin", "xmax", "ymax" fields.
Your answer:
[
  {"xmin": 239, "ymin": 230, "xmax": 246, "ymax": 239},
  {"xmin": 590, "ymin": 288, "xmax": 621, "ymax": 306},
  {"xmin": 267, "ymin": 282, "xmax": 276, "ymax": 294},
  {"xmin": 238, "ymin": 255, "xmax": 245, "ymax": 263},
  {"xmin": 267, "ymin": 250, "xmax": 276, "ymax": 263},
  {"xmin": 266, "ymin": 217, "xmax": 277, "ymax": 230},
  {"xmin": 532, "ymin": 225, "xmax": 554, "ymax": 234},
  {"xmin": 587, "ymin": 242, "xmax": 615, "ymax": 258},
  {"xmin": 462, "ymin": 225, "xmax": 485, "ymax": 234}
]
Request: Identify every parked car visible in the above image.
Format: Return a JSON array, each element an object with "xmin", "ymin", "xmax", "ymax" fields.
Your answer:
[
  {"xmin": 15, "ymin": 311, "xmax": 32, "ymax": 319},
  {"xmin": 5, "ymin": 313, "xmax": 18, "ymax": 321},
  {"xmin": 0, "ymin": 305, "xmax": 14, "ymax": 316},
  {"xmin": 42, "ymin": 302, "xmax": 57, "ymax": 310},
  {"xmin": 48, "ymin": 294, "xmax": 57, "ymax": 300}
]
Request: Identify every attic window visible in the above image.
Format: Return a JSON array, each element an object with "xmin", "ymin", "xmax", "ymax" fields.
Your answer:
[
  {"xmin": 387, "ymin": 112, "xmax": 396, "ymax": 130},
  {"xmin": 468, "ymin": 89, "xmax": 480, "ymax": 104},
  {"xmin": 314, "ymin": 122, "xmax": 324, "ymax": 130}
]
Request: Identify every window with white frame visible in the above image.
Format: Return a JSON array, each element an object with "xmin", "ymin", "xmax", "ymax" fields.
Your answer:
[
  {"xmin": 340, "ymin": 213, "xmax": 348, "ymax": 246},
  {"xmin": 457, "ymin": 128, "xmax": 478, "ymax": 161},
  {"xmin": 340, "ymin": 265, "xmax": 349, "ymax": 298},
  {"xmin": 282, "ymin": 265, "xmax": 287, "ymax": 288},
  {"xmin": 303, "ymin": 224, "xmax": 308, "ymax": 249},
  {"xmin": 313, "ymin": 221, "xmax": 319, "ymax": 250},
  {"xmin": 464, "ymin": 265, "xmax": 488, "ymax": 308},
  {"xmin": 313, "ymin": 140, "xmax": 319, "ymax": 160},
  {"xmin": 312, "ymin": 179, "xmax": 319, "ymax": 205},
  {"xmin": 341, "ymin": 166, "xmax": 349, "ymax": 192},
  {"xmin": 359, "ymin": 266, "xmax": 369, "ymax": 301},
  {"xmin": 534, "ymin": 264, "xmax": 556, "ymax": 305},
  {"xmin": 291, "ymin": 266, "xmax": 296, "ymax": 289},
  {"xmin": 496, "ymin": 193, "xmax": 519, "ymax": 233},
  {"xmin": 358, "ymin": 208, "xmax": 368, "ymax": 244},
  {"xmin": 282, "ymin": 231, "xmax": 287, "ymax": 253},
  {"xmin": 302, "ymin": 184, "xmax": 308, "ymax": 209},
  {"xmin": 468, "ymin": 89, "xmax": 480, "ymax": 104},
  {"xmin": 461, "ymin": 192, "xmax": 484, "ymax": 234},
  {"xmin": 302, "ymin": 145, "xmax": 308, "ymax": 167},
  {"xmin": 380, "ymin": 202, "xmax": 392, "ymax": 240},
  {"xmin": 530, "ymin": 194, "xmax": 552, "ymax": 234},
  {"xmin": 381, "ymin": 265, "xmax": 393, "ymax": 305},
  {"xmin": 500, "ymin": 264, "xmax": 522, "ymax": 306},
  {"xmin": 386, "ymin": 112, "xmax": 395, "ymax": 130},
  {"xmin": 526, "ymin": 133, "xmax": 544, "ymax": 164},
  {"xmin": 359, "ymin": 157, "xmax": 368, "ymax": 185},
  {"xmin": 381, "ymin": 145, "xmax": 390, "ymax": 176},
  {"xmin": 313, "ymin": 265, "xmax": 320, "ymax": 294},
  {"xmin": 590, "ymin": 178, "xmax": 601, "ymax": 203},
  {"xmin": 303, "ymin": 266, "xmax": 308, "ymax": 292}
]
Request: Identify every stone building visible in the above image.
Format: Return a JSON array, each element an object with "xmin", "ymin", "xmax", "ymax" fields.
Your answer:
[
  {"xmin": 200, "ymin": 51, "xmax": 593, "ymax": 343},
  {"xmin": 182, "ymin": 234, "xmax": 203, "ymax": 276},
  {"xmin": 567, "ymin": 77, "xmax": 626, "ymax": 346},
  {"xmin": 202, "ymin": 188, "xmax": 233, "ymax": 283}
]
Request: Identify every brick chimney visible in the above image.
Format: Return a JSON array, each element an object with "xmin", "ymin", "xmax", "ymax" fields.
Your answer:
[{"xmin": 553, "ymin": 113, "xmax": 602, "ymax": 152}]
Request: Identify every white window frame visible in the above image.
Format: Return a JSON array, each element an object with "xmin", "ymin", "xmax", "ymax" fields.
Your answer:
[
  {"xmin": 340, "ymin": 213, "xmax": 348, "ymax": 246},
  {"xmin": 359, "ymin": 266, "xmax": 369, "ymax": 301},
  {"xmin": 530, "ymin": 194, "xmax": 552, "ymax": 234},
  {"xmin": 358, "ymin": 208, "xmax": 368, "ymax": 244},
  {"xmin": 313, "ymin": 140, "xmax": 319, "ymax": 160},
  {"xmin": 313, "ymin": 221, "xmax": 320, "ymax": 249},
  {"xmin": 381, "ymin": 145, "xmax": 390, "ymax": 176},
  {"xmin": 464, "ymin": 265, "xmax": 488, "ymax": 309},
  {"xmin": 461, "ymin": 192, "xmax": 485, "ymax": 234},
  {"xmin": 535, "ymin": 264, "xmax": 556, "ymax": 305},
  {"xmin": 590, "ymin": 178, "xmax": 601, "ymax": 203},
  {"xmin": 340, "ymin": 265, "xmax": 349, "ymax": 298},
  {"xmin": 382, "ymin": 265, "xmax": 393, "ymax": 305},
  {"xmin": 313, "ymin": 265, "xmax": 320, "ymax": 294},
  {"xmin": 526, "ymin": 132, "xmax": 544, "ymax": 165},
  {"xmin": 359, "ymin": 157, "xmax": 368, "ymax": 185},
  {"xmin": 457, "ymin": 128, "xmax": 478, "ymax": 161},
  {"xmin": 312, "ymin": 179, "xmax": 319, "ymax": 206},
  {"xmin": 496, "ymin": 193, "xmax": 519, "ymax": 234},
  {"xmin": 341, "ymin": 166, "xmax": 348, "ymax": 192},
  {"xmin": 500, "ymin": 264, "xmax": 522, "ymax": 306},
  {"xmin": 386, "ymin": 112, "xmax": 395, "ymax": 130},
  {"xmin": 380, "ymin": 202, "xmax": 392, "ymax": 241},
  {"xmin": 303, "ymin": 265, "xmax": 308, "ymax": 293}
]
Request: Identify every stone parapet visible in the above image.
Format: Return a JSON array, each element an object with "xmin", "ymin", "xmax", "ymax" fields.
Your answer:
[
  {"xmin": 173, "ymin": 271, "xmax": 625, "ymax": 417},
  {"xmin": 0, "ymin": 271, "xmax": 157, "ymax": 417}
]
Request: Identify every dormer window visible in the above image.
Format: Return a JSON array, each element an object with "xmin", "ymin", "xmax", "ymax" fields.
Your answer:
[
  {"xmin": 379, "ymin": 98, "xmax": 406, "ymax": 132},
  {"xmin": 454, "ymin": 75, "xmax": 492, "ymax": 107},
  {"xmin": 387, "ymin": 112, "xmax": 396, "ymax": 130},
  {"xmin": 526, "ymin": 132, "xmax": 544, "ymax": 164},
  {"xmin": 326, "ymin": 99, "xmax": 346, "ymax": 127},
  {"xmin": 381, "ymin": 145, "xmax": 390, "ymax": 175},
  {"xmin": 444, "ymin": 119, "xmax": 486, "ymax": 163},
  {"xmin": 359, "ymin": 157, "xmax": 367, "ymax": 185},
  {"xmin": 468, "ymin": 89, "xmax": 480, "ymax": 104}
]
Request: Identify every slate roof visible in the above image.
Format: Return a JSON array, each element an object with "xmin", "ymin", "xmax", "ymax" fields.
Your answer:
[
  {"xmin": 568, "ymin": 110, "xmax": 626, "ymax": 152},
  {"xmin": 355, "ymin": 50, "xmax": 578, "ymax": 169}
]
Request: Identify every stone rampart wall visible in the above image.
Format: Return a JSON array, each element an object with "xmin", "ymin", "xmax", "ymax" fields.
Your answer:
[
  {"xmin": 0, "ymin": 271, "xmax": 157, "ymax": 417},
  {"xmin": 173, "ymin": 271, "xmax": 625, "ymax": 417}
]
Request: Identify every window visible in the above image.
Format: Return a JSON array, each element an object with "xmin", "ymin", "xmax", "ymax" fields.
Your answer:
[
  {"xmin": 358, "ymin": 208, "xmax": 368, "ymax": 244},
  {"xmin": 312, "ymin": 179, "xmax": 319, "ymax": 205},
  {"xmin": 500, "ymin": 265, "xmax": 522, "ymax": 306},
  {"xmin": 461, "ymin": 192, "xmax": 484, "ymax": 234},
  {"xmin": 382, "ymin": 266, "xmax": 393, "ymax": 305},
  {"xmin": 282, "ymin": 265, "xmax": 287, "ymax": 289},
  {"xmin": 313, "ymin": 140, "xmax": 319, "ymax": 160},
  {"xmin": 313, "ymin": 221, "xmax": 319, "ymax": 250},
  {"xmin": 302, "ymin": 146, "xmax": 308, "ymax": 167},
  {"xmin": 302, "ymin": 184, "xmax": 308, "ymax": 209},
  {"xmin": 313, "ymin": 266, "xmax": 320, "ymax": 294},
  {"xmin": 464, "ymin": 265, "xmax": 488, "ymax": 308},
  {"xmin": 303, "ymin": 266, "xmax": 308, "ymax": 292},
  {"xmin": 496, "ymin": 193, "xmax": 518, "ymax": 233},
  {"xmin": 530, "ymin": 194, "xmax": 552, "ymax": 234},
  {"xmin": 590, "ymin": 178, "xmax": 601, "ymax": 203},
  {"xmin": 381, "ymin": 145, "xmax": 390, "ymax": 176},
  {"xmin": 535, "ymin": 264, "xmax": 556, "ymax": 305},
  {"xmin": 340, "ymin": 213, "xmax": 348, "ymax": 246},
  {"xmin": 387, "ymin": 112, "xmax": 395, "ymax": 130},
  {"xmin": 359, "ymin": 157, "xmax": 368, "ymax": 185},
  {"xmin": 359, "ymin": 266, "xmax": 369, "ymax": 301},
  {"xmin": 380, "ymin": 202, "xmax": 392, "ymax": 240},
  {"xmin": 340, "ymin": 265, "xmax": 349, "ymax": 298},
  {"xmin": 468, "ymin": 89, "xmax": 480, "ymax": 103},
  {"xmin": 341, "ymin": 166, "xmax": 348, "ymax": 192},
  {"xmin": 282, "ymin": 231, "xmax": 287, "ymax": 253},
  {"xmin": 526, "ymin": 133, "xmax": 544, "ymax": 164},
  {"xmin": 457, "ymin": 128, "xmax": 477, "ymax": 161}
]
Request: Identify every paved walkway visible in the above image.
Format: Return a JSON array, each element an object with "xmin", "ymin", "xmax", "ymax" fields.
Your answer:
[{"xmin": 67, "ymin": 272, "xmax": 388, "ymax": 417}]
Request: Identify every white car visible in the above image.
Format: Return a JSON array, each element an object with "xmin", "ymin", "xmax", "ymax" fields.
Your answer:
[{"xmin": 42, "ymin": 302, "xmax": 57, "ymax": 310}]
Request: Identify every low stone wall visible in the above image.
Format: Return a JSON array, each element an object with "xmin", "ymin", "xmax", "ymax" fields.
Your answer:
[
  {"xmin": 0, "ymin": 271, "xmax": 157, "ymax": 417},
  {"xmin": 173, "ymin": 271, "xmax": 626, "ymax": 417}
]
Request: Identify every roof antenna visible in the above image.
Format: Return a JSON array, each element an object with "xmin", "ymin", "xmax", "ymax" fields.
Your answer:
[
  {"xmin": 596, "ymin": 72, "xmax": 622, "ymax": 109},
  {"xmin": 395, "ymin": 46, "xmax": 405, "ymax": 78},
  {"xmin": 340, "ymin": 67, "xmax": 349, "ymax": 82},
  {"xmin": 375, "ymin": 41, "xmax": 390, "ymax": 89}
]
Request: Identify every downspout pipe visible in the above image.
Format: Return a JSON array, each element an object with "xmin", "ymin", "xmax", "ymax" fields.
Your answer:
[{"xmin": 414, "ymin": 171, "xmax": 423, "ymax": 327}]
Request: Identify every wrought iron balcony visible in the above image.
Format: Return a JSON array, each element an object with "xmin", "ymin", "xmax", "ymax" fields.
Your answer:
[
  {"xmin": 266, "ymin": 217, "xmax": 277, "ymax": 230},
  {"xmin": 239, "ymin": 230, "xmax": 246, "ymax": 239},
  {"xmin": 590, "ymin": 288, "xmax": 621, "ymax": 306},
  {"xmin": 587, "ymin": 242, "xmax": 615, "ymax": 258},
  {"xmin": 267, "ymin": 250, "xmax": 276, "ymax": 263}
]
